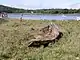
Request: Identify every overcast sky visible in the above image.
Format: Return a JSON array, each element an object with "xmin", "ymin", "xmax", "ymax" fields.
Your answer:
[{"xmin": 0, "ymin": 0, "xmax": 80, "ymax": 9}]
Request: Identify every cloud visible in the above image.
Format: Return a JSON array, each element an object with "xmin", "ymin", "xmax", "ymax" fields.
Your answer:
[
  {"xmin": 1, "ymin": 0, "xmax": 75, "ymax": 9},
  {"xmin": 16, "ymin": 4, "xmax": 42, "ymax": 9},
  {"xmin": 69, "ymin": 3, "xmax": 80, "ymax": 9}
]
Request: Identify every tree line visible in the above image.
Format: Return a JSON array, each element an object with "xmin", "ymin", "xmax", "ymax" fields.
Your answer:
[{"xmin": 0, "ymin": 5, "xmax": 80, "ymax": 14}]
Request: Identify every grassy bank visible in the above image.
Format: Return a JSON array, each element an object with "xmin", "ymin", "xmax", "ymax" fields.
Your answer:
[{"xmin": 0, "ymin": 19, "xmax": 80, "ymax": 60}]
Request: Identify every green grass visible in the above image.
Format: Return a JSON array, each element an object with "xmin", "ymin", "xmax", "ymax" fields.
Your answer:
[{"xmin": 0, "ymin": 19, "xmax": 80, "ymax": 60}]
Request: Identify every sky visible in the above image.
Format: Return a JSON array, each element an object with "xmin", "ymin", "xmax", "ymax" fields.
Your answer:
[{"xmin": 0, "ymin": 0, "xmax": 80, "ymax": 9}]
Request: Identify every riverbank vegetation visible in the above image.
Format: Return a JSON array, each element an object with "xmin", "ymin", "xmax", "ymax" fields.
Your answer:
[
  {"xmin": 0, "ymin": 19, "xmax": 80, "ymax": 60},
  {"xmin": 0, "ymin": 5, "xmax": 80, "ymax": 14}
]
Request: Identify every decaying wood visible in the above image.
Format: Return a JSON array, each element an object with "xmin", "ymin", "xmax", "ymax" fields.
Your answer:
[{"xmin": 27, "ymin": 24, "xmax": 62, "ymax": 47}]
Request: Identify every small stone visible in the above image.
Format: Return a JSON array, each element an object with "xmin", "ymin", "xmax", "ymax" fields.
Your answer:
[{"xmin": 76, "ymin": 57, "xmax": 79, "ymax": 60}]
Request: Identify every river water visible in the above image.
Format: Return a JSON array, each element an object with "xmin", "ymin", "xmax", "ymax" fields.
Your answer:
[{"xmin": 8, "ymin": 13, "xmax": 80, "ymax": 20}]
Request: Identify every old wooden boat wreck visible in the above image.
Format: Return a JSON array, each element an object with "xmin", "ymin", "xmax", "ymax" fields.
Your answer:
[{"xmin": 27, "ymin": 24, "xmax": 62, "ymax": 47}]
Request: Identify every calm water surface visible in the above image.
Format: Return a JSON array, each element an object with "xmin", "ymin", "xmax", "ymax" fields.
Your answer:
[{"xmin": 8, "ymin": 13, "xmax": 80, "ymax": 20}]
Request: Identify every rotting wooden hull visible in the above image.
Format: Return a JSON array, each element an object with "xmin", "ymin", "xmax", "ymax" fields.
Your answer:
[{"xmin": 27, "ymin": 24, "xmax": 62, "ymax": 47}]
